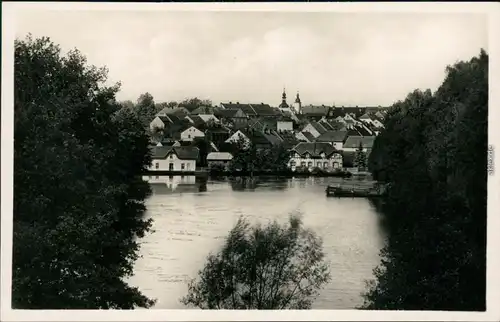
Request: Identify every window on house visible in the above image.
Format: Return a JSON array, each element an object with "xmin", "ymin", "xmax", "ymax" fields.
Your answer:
[
  {"xmin": 186, "ymin": 163, "xmax": 191, "ymax": 170},
  {"xmin": 323, "ymin": 162, "xmax": 328, "ymax": 168},
  {"xmin": 333, "ymin": 162, "xmax": 339, "ymax": 169},
  {"xmin": 188, "ymin": 134, "xmax": 191, "ymax": 139},
  {"xmin": 155, "ymin": 176, "xmax": 159, "ymax": 179},
  {"xmin": 170, "ymin": 154, "xmax": 173, "ymax": 159},
  {"xmin": 290, "ymin": 161, "xmax": 296, "ymax": 167},
  {"xmin": 181, "ymin": 163, "xmax": 185, "ymax": 170},
  {"xmin": 155, "ymin": 162, "xmax": 159, "ymax": 169},
  {"xmin": 307, "ymin": 162, "xmax": 313, "ymax": 168},
  {"xmin": 301, "ymin": 162, "xmax": 306, "ymax": 167},
  {"xmin": 317, "ymin": 162, "xmax": 322, "ymax": 167}
]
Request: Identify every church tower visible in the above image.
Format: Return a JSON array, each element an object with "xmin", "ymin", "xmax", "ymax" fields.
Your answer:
[
  {"xmin": 294, "ymin": 92, "xmax": 302, "ymax": 114},
  {"xmin": 279, "ymin": 88, "xmax": 289, "ymax": 109}
]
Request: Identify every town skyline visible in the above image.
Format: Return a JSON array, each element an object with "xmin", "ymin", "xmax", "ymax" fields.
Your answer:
[{"xmin": 15, "ymin": 9, "xmax": 487, "ymax": 106}]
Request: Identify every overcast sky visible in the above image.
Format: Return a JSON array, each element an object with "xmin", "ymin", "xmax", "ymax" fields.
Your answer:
[{"xmin": 15, "ymin": 9, "xmax": 487, "ymax": 107}]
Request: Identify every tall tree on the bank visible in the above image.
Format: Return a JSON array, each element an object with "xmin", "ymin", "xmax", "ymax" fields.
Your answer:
[
  {"xmin": 362, "ymin": 50, "xmax": 488, "ymax": 310},
  {"xmin": 13, "ymin": 34, "xmax": 155, "ymax": 309},
  {"xmin": 181, "ymin": 215, "xmax": 331, "ymax": 309},
  {"xmin": 353, "ymin": 142, "xmax": 367, "ymax": 171},
  {"xmin": 135, "ymin": 92, "xmax": 156, "ymax": 128}
]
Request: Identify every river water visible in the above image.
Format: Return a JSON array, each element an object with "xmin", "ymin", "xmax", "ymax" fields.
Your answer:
[{"xmin": 127, "ymin": 175, "xmax": 385, "ymax": 309}]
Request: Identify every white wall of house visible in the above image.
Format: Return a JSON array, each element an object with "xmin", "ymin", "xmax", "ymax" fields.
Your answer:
[
  {"xmin": 277, "ymin": 121, "xmax": 293, "ymax": 132},
  {"xmin": 150, "ymin": 117, "xmax": 166, "ymax": 131},
  {"xmin": 287, "ymin": 152, "xmax": 343, "ymax": 170},
  {"xmin": 372, "ymin": 120, "xmax": 384, "ymax": 128},
  {"xmin": 180, "ymin": 126, "xmax": 205, "ymax": 141},
  {"xmin": 301, "ymin": 124, "xmax": 321, "ymax": 138},
  {"xmin": 198, "ymin": 114, "xmax": 219, "ymax": 123},
  {"xmin": 342, "ymin": 147, "xmax": 370, "ymax": 153},
  {"xmin": 225, "ymin": 130, "xmax": 251, "ymax": 146},
  {"xmin": 148, "ymin": 152, "xmax": 196, "ymax": 172},
  {"xmin": 333, "ymin": 141, "xmax": 343, "ymax": 150}
]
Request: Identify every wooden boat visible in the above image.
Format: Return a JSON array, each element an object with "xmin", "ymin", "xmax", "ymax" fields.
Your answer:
[{"xmin": 325, "ymin": 183, "xmax": 385, "ymax": 198}]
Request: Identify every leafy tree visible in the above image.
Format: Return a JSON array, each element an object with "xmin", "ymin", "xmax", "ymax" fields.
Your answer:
[
  {"xmin": 362, "ymin": 50, "xmax": 487, "ymax": 310},
  {"xmin": 181, "ymin": 214, "xmax": 330, "ymax": 309},
  {"xmin": 353, "ymin": 142, "xmax": 367, "ymax": 171},
  {"xmin": 150, "ymin": 126, "xmax": 164, "ymax": 143},
  {"xmin": 192, "ymin": 136, "xmax": 212, "ymax": 168},
  {"xmin": 13, "ymin": 34, "xmax": 155, "ymax": 309},
  {"xmin": 179, "ymin": 97, "xmax": 212, "ymax": 111},
  {"xmin": 120, "ymin": 100, "xmax": 135, "ymax": 110},
  {"xmin": 135, "ymin": 92, "xmax": 156, "ymax": 128}
]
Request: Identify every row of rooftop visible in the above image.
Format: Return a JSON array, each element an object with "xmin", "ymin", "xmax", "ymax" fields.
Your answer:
[{"xmin": 147, "ymin": 101, "xmax": 388, "ymax": 171}]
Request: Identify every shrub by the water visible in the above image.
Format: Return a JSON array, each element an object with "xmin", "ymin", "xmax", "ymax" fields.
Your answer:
[{"xmin": 181, "ymin": 214, "xmax": 331, "ymax": 309}]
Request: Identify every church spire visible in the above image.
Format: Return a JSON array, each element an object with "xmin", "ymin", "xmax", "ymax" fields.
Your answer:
[
  {"xmin": 282, "ymin": 87, "xmax": 287, "ymax": 100},
  {"xmin": 295, "ymin": 91, "xmax": 301, "ymax": 104}
]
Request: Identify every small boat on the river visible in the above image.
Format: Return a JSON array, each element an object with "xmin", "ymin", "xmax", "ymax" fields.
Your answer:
[{"xmin": 325, "ymin": 182, "xmax": 385, "ymax": 198}]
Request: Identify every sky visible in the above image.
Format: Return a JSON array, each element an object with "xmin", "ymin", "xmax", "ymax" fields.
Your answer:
[{"xmin": 14, "ymin": 8, "xmax": 488, "ymax": 107}]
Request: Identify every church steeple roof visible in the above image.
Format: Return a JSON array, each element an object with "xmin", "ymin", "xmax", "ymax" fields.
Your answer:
[
  {"xmin": 295, "ymin": 91, "xmax": 301, "ymax": 104},
  {"xmin": 280, "ymin": 87, "xmax": 289, "ymax": 108}
]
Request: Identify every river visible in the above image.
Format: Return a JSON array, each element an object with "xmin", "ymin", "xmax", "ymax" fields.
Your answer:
[{"xmin": 127, "ymin": 175, "xmax": 385, "ymax": 309}]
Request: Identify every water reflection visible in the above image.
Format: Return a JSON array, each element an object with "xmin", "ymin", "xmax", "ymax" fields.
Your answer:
[
  {"xmin": 143, "ymin": 175, "xmax": 207, "ymax": 195},
  {"xmin": 130, "ymin": 176, "xmax": 386, "ymax": 309}
]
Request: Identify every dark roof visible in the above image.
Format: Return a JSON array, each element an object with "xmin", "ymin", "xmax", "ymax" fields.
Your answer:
[
  {"xmin": 301, "ymin": 131, "xmax": 316, "ymax": 142},
  {"xmin": 167, "ymin": 114, "xmax": 183, "ymax": 124},
  {"xmin": 343, "ymin": 136, "xmax": 376, "ymax": 149},
  {"xmin": 355, "ymin": 124, "xmax": 373, "ymax": 136},
  {"xmin": 190, "ymin": 105, "xmax": 215, "ymax": 115},
  {"xmin": 188, "ymin": 115, "xmax": 206, "ymax": 127},
  {"xmin": 157, "ymin": 116, "xmax": 171, "ymax": 123},
  {"xmin": 221, "ymin": 103, "xmax": 257, "ymax": 116},
  {"xmin": 240, "ymin": 129, "xmax": 281, "ymax": 147},
  {"xmin": 215, "ymin": 108, "xmax": 243, "ymax": 118},
  {"xmin": 301, "ymin": 105, "xmax": 330, "ymax": 116},
  {"xmin": 310, "ymin": 121, "xmax": 328, "ymax": 135},
  {"xmin": 150, "ymin": 146, "xmax": 199, "ymax": 160},
  {"xmin": 250, "ymin": 103, "xmax": 276, "ymax": 116},
  {"xmin": 178, "ymin": 104, "xmax": 200, "ymax": 113},
  {"xmin": 275, "ymin": 131, "xmax": 300, "ymax": 149},
  {"xmin": 249, "ymin": 118, "xmax": 278, "ymax": 132},
  {"xmin": 315, "ymin": 130, "xmax": 348, "ymax": 143},
  {"xmin": 291, "ymin": 142, "xmax": 340, "ymax": 158}
]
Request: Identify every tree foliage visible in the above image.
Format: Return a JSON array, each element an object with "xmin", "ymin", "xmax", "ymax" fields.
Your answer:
[
  {"xmin": 135, "ymin": 92, "xmax": 156, "ymax": 128},
  {"xmin": 228, "ymin": 136, "xmax": 290, "ymax": 173},
  {"xmin": 181, "ymin": 214, "xmax": 330, "ymax": 309},
  {"xmin": 13, "ymin": 34, "xmax": 155, "ymax": 309},
  {"xmin": 353, "ymin": 142, "xmax": 367, "ymax": 171},
  {"xmin": 363, "ymin": 49, "xmax": 488, "ymax": 310}
]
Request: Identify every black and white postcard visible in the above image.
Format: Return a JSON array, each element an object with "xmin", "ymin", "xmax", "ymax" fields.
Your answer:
[{"xmin": 1, "ymin": 2, "xmax": 499, "ymax": 321}]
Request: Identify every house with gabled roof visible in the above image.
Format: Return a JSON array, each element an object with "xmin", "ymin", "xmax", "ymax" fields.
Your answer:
[
  {"xmin": 148, "ymin": 146, "xmax": 199, "ymax": 172},
  {"xmin": 295, "ymin": 131, "xmax": 315, "ymax": 143},
  {"xmin": 342, "ymin": 136, "xmax": 376, "ymax": 153},
  {"xmin": 215, "ymin": 107, "xmax": 249, "ymax": 128},
  {"xmin": 150, "ymin": 115, "xmax": 173, "ymax": 131},
  {"xmin": 301, "ymin": 121, "xmax": 328, "ymax": 138},
  {"xmin": 300, "ymin": 105, "xmax": 330, "ymax": 121},
  {"xmin": 185, "ymin": 115, "xmax": 206, "ymax": 128},
  {"xmin": 180, "ymin": 126, "xmax": 205, "ymax": 142},
  {"xmin": 315, "ymin": 130, "xmax": 348, "ymax": 150},
  {"xmin": 288, "ymin": 142, "xmax": 343, "ymax": 171}
]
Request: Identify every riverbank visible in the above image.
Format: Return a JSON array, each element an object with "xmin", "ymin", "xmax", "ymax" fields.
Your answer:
[{"xmin": 143, "ymin": 169, "xmax": 353, "ymax": 178}]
